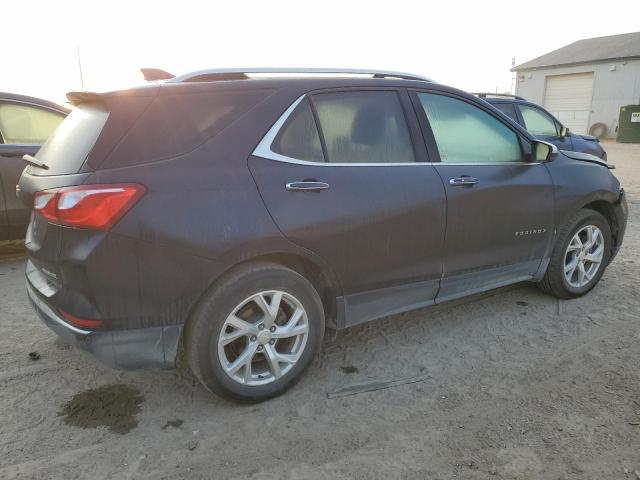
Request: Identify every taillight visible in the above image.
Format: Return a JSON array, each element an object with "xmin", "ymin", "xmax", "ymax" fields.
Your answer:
[{"xmin": 33, "ymin": 184, "xmax": 146, "ymax": 231}]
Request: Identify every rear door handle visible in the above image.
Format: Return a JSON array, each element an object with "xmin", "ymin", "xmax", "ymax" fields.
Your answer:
[
  {"xmin": 449, "ymin": 177, "xmax": 479, "ymax": 186},
  {"xmin": 286, "ymin": 181, "xmax": 330, "ymax": 192}
]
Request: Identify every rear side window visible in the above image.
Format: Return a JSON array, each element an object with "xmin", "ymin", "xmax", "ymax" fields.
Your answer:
[
  {"xmin": 0, "ymin": 103, "xmax": 64, "ymax": 145},
  {"xmin": 518, "ymin": 104, "xmax": 558, "ymax": 136},
  {"xmin": 492, "ymin": 102, "xmax": 518, "ymax": 122},
  {"xmin": 417, "ymin": 93, "xmax": 522, "ymax": 163},
  {"xmin": 312, "ymin": 91, "xmax": 415, "ymax": 164},
  {"xmin": 272, "ymin": 99, "xmax": 324, "ymax": 162}
]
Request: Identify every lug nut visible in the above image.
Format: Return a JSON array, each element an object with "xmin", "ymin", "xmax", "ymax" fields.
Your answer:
[
  {"xmin": 270, "ymin": 326, "xmax": 276, "ymax": 333},
  {"xmin": 258, "ymin": 324, "xmax": 265, "ymax": 330},
  {"xmin": 257, "ymin": 345, "xmax": 263, "ymax": 351},
  {"xmin": 269, "ymin": 339, "xmax": 275, "ymax": 345},
  {"xmin": 250, "ymin": 335, "xmax": 257, "ymax": 342}
]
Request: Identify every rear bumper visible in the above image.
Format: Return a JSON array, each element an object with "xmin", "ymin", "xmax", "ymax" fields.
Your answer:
[{"xmin": 26, "ymin": 280, "xmax": 182, "ymax": 370}]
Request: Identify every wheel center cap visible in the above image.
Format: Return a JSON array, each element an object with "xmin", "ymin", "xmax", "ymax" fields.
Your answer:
[
  {"xmin": 257, "ymin": 330, "xmax": 272, "ymax": 344},
  {"xmin": 579, "ymin": 251, "xmax": 586, "ymax": 261}
]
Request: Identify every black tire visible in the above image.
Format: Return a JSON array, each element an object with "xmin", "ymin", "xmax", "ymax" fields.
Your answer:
[
  {"xmin": 185, "ymin": 262, "xmax": 325, "ymax": 402},
  {"xmin": 538, "ymin": 209, "xmax": 611, "ymax": 299}
]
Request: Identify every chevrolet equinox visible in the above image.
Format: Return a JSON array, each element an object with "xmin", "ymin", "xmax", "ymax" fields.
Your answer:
[{"xmin": 19, "ymin": 68, "xmax": 628, "ymax": 402}]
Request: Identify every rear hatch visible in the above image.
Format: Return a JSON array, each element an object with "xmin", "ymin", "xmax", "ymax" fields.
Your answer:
[
  {"xmin": 18, "ymin": 88, "xmax": 157, "ymax": 305},
  {"xmin": 19, "ymin": 82, "xmax": 276, "ymax": 320}
]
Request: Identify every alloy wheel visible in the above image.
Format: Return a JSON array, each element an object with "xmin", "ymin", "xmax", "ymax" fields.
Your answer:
[
  {"xmin": 564, "ymin": 225, "xmax": 605, "ymax": 288},
  {"xmin": 217, "ymin": 290, "xmax": 309, "ymax": 386}
]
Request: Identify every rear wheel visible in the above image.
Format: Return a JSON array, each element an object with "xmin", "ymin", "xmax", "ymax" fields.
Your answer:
[
  {"xmin": 539, "ymin": 209, "xmax": 611, "ymax": 299},
  {"xmin": 185, "ymin": 262, "xmax": 325, "ymax": 402}
]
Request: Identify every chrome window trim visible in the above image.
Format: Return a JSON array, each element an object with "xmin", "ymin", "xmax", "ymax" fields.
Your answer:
[
  {"xmin": 253, "ymin": 95, "xmax": 307, "ymax": 164},
  {"xmin": 252, "ymin": 95, "xmax": 541, "ymax": 168}
]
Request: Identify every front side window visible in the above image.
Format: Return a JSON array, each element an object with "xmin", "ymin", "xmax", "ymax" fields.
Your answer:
[
  {"xmin": 518, "ymin": 104, "xmax": 558, "ymax": 136},
  {"xmin": 271, "ymin": 99, "xmax": 324, "ymax": 162},
  {"xmin": 312, "ymin": 91, "xmax": 415, "ymax": 164},
  {"xmin": 417, "ymin": 93, "xmax": 522, "ymax": 163},
  {"xmin": 0, "ymin": 103, "xmax": 64, "ymax": 144}
]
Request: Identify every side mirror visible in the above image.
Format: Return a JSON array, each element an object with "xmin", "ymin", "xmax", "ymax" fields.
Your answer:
[
  {"xmin": 532, "ymin": 140, "xmax": 557, "ymax": 162},
  {"xmin": 559, "ymin": 126, "xmax": 569, "ymax": 138}
]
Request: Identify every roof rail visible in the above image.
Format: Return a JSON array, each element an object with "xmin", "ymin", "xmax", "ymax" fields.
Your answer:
[
  {"xmin": 472, "ymin": 92, "xmax": 526, "ymax": 101},
  {"xmin": 168, "ymin": 68, "xmax": 432, "ymax": 83}
]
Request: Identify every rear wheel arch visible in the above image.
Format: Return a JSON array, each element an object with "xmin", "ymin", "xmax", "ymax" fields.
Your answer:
[
  {"xmin": 183, "ymin": 252, "xmax": 339, "ymax": 337},
  {"xmin": 241, "ymin": 253, "xmax": 338, "ymax": 327}
]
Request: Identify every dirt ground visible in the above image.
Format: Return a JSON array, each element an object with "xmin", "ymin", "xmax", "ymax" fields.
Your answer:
[{"xmin": 1, "ymin": 141, "xmax": 638, "ymax": 480}]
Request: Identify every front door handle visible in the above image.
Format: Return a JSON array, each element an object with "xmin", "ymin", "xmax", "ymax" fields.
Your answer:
[
  {"xmin": 286, "ymin": 181, "xmax": 330, "ymax": 192},
  {"xmin": 449, "ymin": 176, "xmax": 479, "ymax": 186}
]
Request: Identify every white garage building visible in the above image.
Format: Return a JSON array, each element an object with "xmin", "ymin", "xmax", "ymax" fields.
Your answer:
[{"xmin": 513, "ymin": 31, "xmax": 640, "ymax": 138}]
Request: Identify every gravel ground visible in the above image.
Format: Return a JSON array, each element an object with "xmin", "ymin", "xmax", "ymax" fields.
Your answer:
[{"xmin": 1, "ymin": 141, "xmax": 639, "ymax": 480}]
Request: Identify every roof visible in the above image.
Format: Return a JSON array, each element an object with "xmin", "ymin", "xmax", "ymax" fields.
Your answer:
[{"xmin": 512, "ymin": 31, "xmax": 640, "ymax": 71}]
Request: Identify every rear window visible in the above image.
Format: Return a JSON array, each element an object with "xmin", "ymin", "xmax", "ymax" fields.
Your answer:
[{"xmin": 29, "ymin": 103, "xmax": 108, "ymax": 176}]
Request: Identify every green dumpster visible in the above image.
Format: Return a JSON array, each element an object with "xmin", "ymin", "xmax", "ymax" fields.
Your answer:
[{"xmin": 617, "ymin": 105, "xmax": 640, "ymax": 143}]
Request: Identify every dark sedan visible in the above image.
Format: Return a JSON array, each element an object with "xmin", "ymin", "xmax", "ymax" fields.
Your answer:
[
  {"xmin": 475, "ymin": 93, "xmax": 607, "ymax": 160},
  {"xmin": 0, "ymin": 92, "xmax": 68, "ymax": 240}
]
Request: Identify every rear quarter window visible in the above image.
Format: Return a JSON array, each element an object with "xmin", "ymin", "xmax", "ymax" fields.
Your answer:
[
  {"xmin": 101, "ymin": 88, "xmax": 274, "ymax": 169},
  {"xmin": 492, "ymin": 102, "xmax": 518, "ymax": 123}
]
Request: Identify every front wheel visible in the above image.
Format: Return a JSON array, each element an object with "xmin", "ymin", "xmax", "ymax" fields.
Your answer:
[
  {"xmin": 538, "ymin": 209, "xmax": 611, "ymax": 299},
  {"xmin": 185, "ymin": 262, "xmax": 325, "ymax": 402}
]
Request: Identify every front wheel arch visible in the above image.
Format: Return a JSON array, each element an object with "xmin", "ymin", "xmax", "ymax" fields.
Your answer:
[{"xmin": 581, "ymin": 200, "xmax": 621, "ymax": 256}]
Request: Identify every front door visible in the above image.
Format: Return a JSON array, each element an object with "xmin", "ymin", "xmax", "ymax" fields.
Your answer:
[
  {"xmin": 412, "ymin": 91, "xmax": 554, "ymax": 301},
  {"xmin": 0, "ymin": 144, "xmax": 38, "ymax": 239},
  {"xmin": 249, "ymin": 90, "xmax": 446, "ymax": 326}
]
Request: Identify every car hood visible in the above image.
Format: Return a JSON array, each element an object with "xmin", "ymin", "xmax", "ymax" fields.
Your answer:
[
  {"xmin": 575, "ymin": 133, "xmax": 599, "ymax": 143},
  {"xmin": 560, "ymin": 149, "xmax": 613, "ymax": 169}
]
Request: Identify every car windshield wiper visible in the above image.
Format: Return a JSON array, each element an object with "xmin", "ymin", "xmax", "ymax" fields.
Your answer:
[{"xmin": 22, "ymin": 154, "xmax": 49, "ymax": 170}]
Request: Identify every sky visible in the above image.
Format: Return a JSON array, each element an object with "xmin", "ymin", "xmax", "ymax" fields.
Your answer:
[{"xmin": 3, "ymin": 0, "xmax": 640, "ymax": 105}]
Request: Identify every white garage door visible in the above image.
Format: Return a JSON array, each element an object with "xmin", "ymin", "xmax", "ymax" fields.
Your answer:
[{"xmin": 543, "ymin": 72, "xmax": 594, "ymax": 134}]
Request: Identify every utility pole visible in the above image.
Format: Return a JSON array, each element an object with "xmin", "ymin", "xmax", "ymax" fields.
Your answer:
[{"xmin": 77, "ymin": 45, "xmax": 85, "ymax": 89}]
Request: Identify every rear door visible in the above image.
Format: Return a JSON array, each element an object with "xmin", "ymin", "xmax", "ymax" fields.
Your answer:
[
  {"xmin": 249, "ymin": 89, "xmax": 446, "ymax": 326},
  {"xmin": 411, "ymin": 90, "xmax": 554, "ymax": 301},
  {"xmin": 0, "ymin": 100, "xmax": 65, "ymax": 239}
]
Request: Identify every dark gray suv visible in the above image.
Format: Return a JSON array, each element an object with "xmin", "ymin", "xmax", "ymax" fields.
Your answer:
[{"xmin": 19, "ymin": 69, "xmax": 627, "ymax": 402}]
